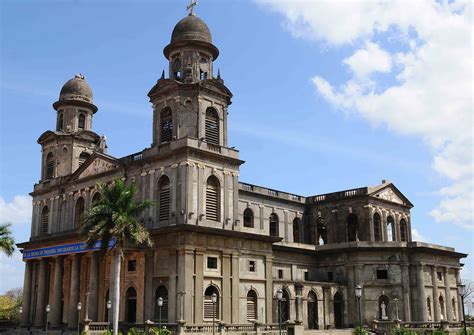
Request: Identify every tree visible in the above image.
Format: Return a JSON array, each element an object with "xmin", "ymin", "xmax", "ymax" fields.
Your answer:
[
  {"xmin": 80, "ymin": 179, "xmax": 153, "ymax": 335},
  {"xmin": 0, "ymin": 223, "xmax": 15, "ymax": 256}
]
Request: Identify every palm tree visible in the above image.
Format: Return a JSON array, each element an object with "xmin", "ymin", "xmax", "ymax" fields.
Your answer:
[
  {"xmin": 0, "ymin": 223, "xmax": 15, "ymax": 256},
  {"xmin": 81, "ymin": 179, "xmax": 153, "ymax": 335}
]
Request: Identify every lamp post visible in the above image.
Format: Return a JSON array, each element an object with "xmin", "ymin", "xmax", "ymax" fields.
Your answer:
[
  {"xmin": 18, "ymin": 306, "xmax": 23, "ymax": 335},
  {"xmin": 106, "ymin": 300, "xmax": 112, "ymax": 333},
  {"xmin": 355, "ymin": 285, "xmax": 362, "ymax": 328},
  {"xmin": 157, "ymin": 297, "xmax": 163, "ymax": 332},
  {"xmin": 77, "ymin": 302, "xmax": 82, "ymax": 335},
  {"xmin": 211, "ymin": 293, "xmax": 217, "ymax": 335},
  {"xmin": 276, "ymin": 289, "xmax": 283, "ymax": 335},
  {"xmin": 393, "ymin": 298, "xmax": 399, "ymax": 321},
  {"xmin": 45, "ymin": 304, "xmax": 51, "ymax": 335},
  {"xmin": 457, "ymin": 282, "xmax": 467, "ymax": 335}
]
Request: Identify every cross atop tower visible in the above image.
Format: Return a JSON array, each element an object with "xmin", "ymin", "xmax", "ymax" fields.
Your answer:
[{"xmin": 187, "ymin": 0, "xmax": 198, "ymax": 16}]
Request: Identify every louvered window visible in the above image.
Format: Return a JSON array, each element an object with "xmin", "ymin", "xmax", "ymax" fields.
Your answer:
[
  {"xmin": 159, "ymin": 177, "xmax": 170, "ymax": 221},
  {"xmin": 46, "ymin": 153, "xmax": 54, "ymax": 179},
  {"xmin": 41, "ymin": 207, "xmax": 49, "ymax": 235},
  {"xmin": 246, "ymin": 290, "xmax": 257, "ymax": 321},
  {"xmin": 160, "ymin": 109, "xmax": 173, "ymax": 143},
  {"xmin": 205, "ymin": 108, "xmax": 219, "ymax": 145},
  {"xmin": 206, "ymin": 176, "xmax": 220, "ymax": 221},
  {"xmin": 79, "ymin": 152, "xmax": 90, "ymax": 167},
  {"xmin": 269, "ymin": 213, "xmax": 279, "ymax": 237},
  {"xmin": 204, "ymin": 286, "xmax": 219, "ymax": 320}
]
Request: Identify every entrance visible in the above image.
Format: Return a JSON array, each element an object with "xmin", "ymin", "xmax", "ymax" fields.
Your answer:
[
  {"xmin": 307, "ymin": 291, "xmax": 318, "ymax": 329},
  {"xmin": 334, "ymin": 292, "xmax": 344, "ymax": 329}
]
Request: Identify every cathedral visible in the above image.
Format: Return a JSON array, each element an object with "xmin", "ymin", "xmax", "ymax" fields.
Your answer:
[{"xmin": 18, "ymin": 10, "xmax": 467, "ymax": 332}]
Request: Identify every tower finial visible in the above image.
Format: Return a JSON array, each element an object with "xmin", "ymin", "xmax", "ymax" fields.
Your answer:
[{"xmin": 186, "ymin": 0, "xmax": 198, "ymax": 16}]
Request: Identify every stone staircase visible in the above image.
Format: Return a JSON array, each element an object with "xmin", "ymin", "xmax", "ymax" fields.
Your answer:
[{"xmin": 304, "ymin": 329, "xmax": 356, "ymax": 335}]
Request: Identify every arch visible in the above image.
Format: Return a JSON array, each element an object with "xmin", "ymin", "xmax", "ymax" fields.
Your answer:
[
  {"xmin": 79, "ymin": 152, "xmax": 90, "ymax": 167},
  {"xmin": 205, "ymin": 107, "xmax": 220, "ymax": 145},
  {"xmin": 206, "ymin": 176, "xmax": 220, "ymax": 221},
  {"xmin": 374, "ymin": 212, "xmax": 382, "ymax": 241},
  {"xmin": 269, "ymin": 213, "xmax": 279, "ymax": 237},
  {"xmin": 125, "ymin": 287, "xmax": 137, "ymax": 323},
  {"xmin": 278, "ymin": 289, "xmax": 290, "ymax": 323},
  {"xmin": 41, "ymin": 206, "xmax": 49, "ymax": 235},
  {"xmin": 246, "ymin": 290, "xmax": 258, "ymax": 321},
  {"xmin": 439, "ymin": 295, "xmax": 445, "ymax": 320},
  {"xmin": 78, "ymin": 113, "xmax": 86, "ymax": 130},
  {"xmin": 378, "ymin": 295, "xmax": 389, "ymax": 320},
  {"xmin": 160, "ymin": 108, "xmax": 173, "ymax": 143},
  {"xmin": 307, "ymin": 291, "xmax": 318, "ymax": 329},
  {"xmin": 173, "ymin": 58, "xmax": 182, "ymax": 80},
  {"xmin": 400, "ymin": 219, "xmax": 408, "ymax": 242},
  {"xmin": 158, "ymin": 176, "xmax": 171, "ymax": 222},
  {"xmin": 316, "ymin": 217, "xmax": 327, "ymax": 245},
  {"xmin": 333, "ymin": 292, "xmax": 344, "ymax": 329},
  {"xmin": 46, "ymin": 152, "xmax": 55, "ymax": 179},
  {"xmin": 74, "ymin": 197, "xmax": 85, "ymax": 228},
  {"xmin": 347, "ymin": 214, "xmax": 358, "ymax": 242},
  {"xmin": 293, "ymin": 218, "xmax": 300, "ymax": 243},
  {"xmin": 154, "ymin": 285, "xmax": 168, "ymax": 322},
  {"xmin": 57, "ymin": 112, "xmax": 64, "ymax": 131},
  {"xmin": 387, "ymin": 216, "xmax": 395, "ymax": 241},
  {"xmin": 243, "ymin": 208, "xmax": 254, "ymax": 228},
  {"xmin": 204, "ymin": 285, "xmax": 219, "ymax": 320}
]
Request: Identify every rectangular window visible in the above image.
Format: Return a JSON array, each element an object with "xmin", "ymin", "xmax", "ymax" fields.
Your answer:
[
  {"xmin": 327, "ymin": 272, "xmax": 333, "ymax": 281},
  {"xmin": 249, "ymin": 260, "xmax": 256, "ymax": 272},
  {"xmin": 304, "ymin": 271, "xmax": 309, "ymax": 281},
  {"xmin": 278, "ymin": 269, "xmax": 283, "ymax": 279},
  {"xmin": 437, "ymin": 271, "xmax": 443, "ymax": 281},
  {"xmin": 377, "ymin": 269, "xmax": 388, "ymax": 280},
  {"xmin": 128, "ymin": 260, "xmax": 137, "ymax": 272},
  {"xmin": 207, "ymin": 257, "xmax": 218, "ymax": 269}
]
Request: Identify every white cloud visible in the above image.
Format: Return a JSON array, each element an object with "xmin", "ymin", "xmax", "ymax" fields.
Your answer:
[
  {"xmin": 411, "ymin": 228, "xmax": 427, "ymax": 242},
  {"xmin": 0, "ymin": 195, "xmax": 32, "ymax": 226},
  {"xmin": 257, "ymin": 0, "xmax": 473, "ymax": 229}
]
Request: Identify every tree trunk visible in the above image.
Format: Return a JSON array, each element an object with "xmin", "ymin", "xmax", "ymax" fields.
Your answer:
[{"xmin": 110, "ymin": 248, "xmax": 122, "ymax": 335}]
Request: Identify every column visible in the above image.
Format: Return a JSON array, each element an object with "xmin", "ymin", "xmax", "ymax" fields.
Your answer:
[
  {"xmin": 443, "ymin": 267, "xmax": 453, "ymax": 322},
  {"xmin": 51, "ymin": 257, "xmax": 64, "ymax": 327},
  {"xmin": 194, "ymin": 250, "xmax": 204, "ymax": 323},
  {"xmin": 89, "ymin": 252, "xmax": 100, "ymax": 321},
  {"xmin": 33, "ymin": 258, "xmax": 48, "ymax": 327},
  {"xmin": 68, "ymin": 254, "xmax": 81, "ymax": 328},
  {"xmin": 265, "ymin": 256, "xmax": 273, "ymax": 323},
  {"xmin": 432, "ymin": 266, "xmax": 440, "ymax": 321},
  {"xmin": 417, "ymin": 264, "xmax": 427, "ymax": 321},
  {"xmin": 401, "ymin": 264, "xmax": 411, "ymax": 321},
  {"xmin": 21, "ymin": 261, "xmax": 33, "ymax": 326},
  {"xmin": 176, "ymin": 248, "xmax": 193, "ymax": 322},
  {"xmin": 144, "ymin": 252, "xmax": 154, "ymax": 322},
  {"xmin": 168, "ymin": 250, "xmax": 177, "ymax": 322},
  {"xmin": 231, "ymin": 253, "xmax": 240, "ymax": 323},
  {"xmin": 222, "ymin": 253, "xmax": 232, "ymax": 323}
]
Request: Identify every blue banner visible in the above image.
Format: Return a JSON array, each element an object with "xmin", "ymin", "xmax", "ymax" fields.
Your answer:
[{"xmin": 23, "ymin": 239, "xmax": 115, "ymax": 259}]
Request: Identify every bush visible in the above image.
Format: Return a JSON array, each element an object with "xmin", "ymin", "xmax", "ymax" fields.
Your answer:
[
  {"xmin": 457, "ymin": 328, "xmax": 474, "ymax": 335},
  {"xmin": 149, "ymin": 327, "xmax": 171, "ymax": 335},
  {"xmin": 392, "ymin": 327, "xmax": 417, "ymax": 335},
  {"xmin": 353, "ymin": 326, "xmax": 369, "ymax": 335}
]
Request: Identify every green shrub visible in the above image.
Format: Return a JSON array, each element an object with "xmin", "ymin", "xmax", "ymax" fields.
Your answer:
[
  {"xmin": 457, "ymin": 328, "xmax": 474, "ymax": 335},
  {"xmin": 392, "ymin": 327, "xmax": 417, "ymax": 335},
  {"xmin": 352, "ymin": 326, "xmax": 369, "ymax": 335},
  {"xmin": 149, "ymin": 327, "xmax": 171, "ymax": 335}
]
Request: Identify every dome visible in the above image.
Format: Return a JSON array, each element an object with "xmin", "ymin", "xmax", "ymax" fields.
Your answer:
[
  {"xmin": 58, "ymin": 74, "xmax": 93, "ymax": 104},
  {"xmin": 171, "ymin": 14, "xmax": 212, "ymax": 44}
]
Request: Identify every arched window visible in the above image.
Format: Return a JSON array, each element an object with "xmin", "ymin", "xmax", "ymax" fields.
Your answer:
[
  {"xmin": 439, "ymin": 295, "xmax": 445, "ymax": 320},
  {"xmin": 199, "ymin": 58, "xmax": 208, "ymax": 81},
  {"xmin": 205, "ymin": 108, "xmax": 220, "ymax": 145},
  {"xmin": 204, "ymin": 286, "xmax": 219, "ymax": 320},
  {"xmin": 154, "ymin": 286, "xmax": 168, "ymax": 322},
  {"xmin": 400, "ymin": 219, "xmax": 408, "ymax": 242},
  {"xmin": 427, "ymin": 297, "xmax": 432, "ymax": 321},
  {"xmin": 269, "ymin": 213, "xmax": 279, "ymax": 237},
  {"xmin": 374, "ymin": 213, "xmax": 382, "ymax": 241},
  {"xmin": 246, "ymin": 290, "xmax": 257, "ymax": 321},
  {"xmin": 293, "ymin": 218, "xmax": 300, "ymax": 243},
  {"xmin": 334, "ymin": 292, "xmax": 344, "ymax": 329},
  {"xmin": 79, "ymin": 152, "xmax": 90, "ymax": 167},
  {"xmin": 46, "ymin": 153, "xmax": 55, "ymax": 179},
  {"xmin": 243, "ymin": 208, "xmax": 254, "ymax": 228},
  {"xmin": 92, "ymin": 192, "xmax": 101, "ymax": 204},
  {"xmin": 57, "ymin": 112, "xmax": 64, "ymax": 131},
  {"xmin": 347, "ymin": 214, "xmax": 358, "ymax": 242},
  {"xmin": 206, "ymin": 176, "xmax": 220, "ymax": 221},
  {"xmin": 317, "ymin": 217, "xmax": 327, "ymax": 245},
  {"xmin": 279, "ymin": 289, "xmax": 290, "ymax": 322},
  {"xmin": 74, "ymin": 197, "xmax": 85, "ymax": 228},
  {"xmin": 160, "ymin": 108, "xmax": 173, "ymax": 143},
  {"xmin": 304, "ymin": 221, "xmax": 312, "ymax": 244},
  {"xmin": 125, "ymin": 287, "xmax": 137, "ymax": 323},
  {"xmin": 173, "ymin": 58, "xmax": 182, "ymax": 80},
  {"xmin": 78, "ymin": 113, "xmax": 86, "ymax": 130},
  {"xmin": 307, "ymin": 291, "xmax": 318, "ymax": 329},
  {"xmin": 158, "ymin": 176, "xmax": 171, "ymax": 222},
  {"xmin": 387, "ymin": 216, "xmax": 395, "ymax": 241},
  {"xmin": 41, "ymin": 206, "xmax": 49, "ymax": 235},
  {"xmin": 452, "ymin": 298, "xmax": 457, "ymax": 320}
]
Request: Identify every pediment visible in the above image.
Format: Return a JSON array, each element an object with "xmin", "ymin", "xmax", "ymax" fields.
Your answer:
[
  {"xmin": 369, "ymin": 184, "xmax": 413, "ymax": 207},
  {"xmin": 72, "ymin": 153, "xmax": 122, "ymax": 180}
]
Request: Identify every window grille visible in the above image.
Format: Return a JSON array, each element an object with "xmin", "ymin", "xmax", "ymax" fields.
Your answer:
[
  {"xmin": 158, "ymin": 177, "xmax": 170, "ymax": 221},
  {"xmin": 205, "ymin": 108, "xmax": 219, "ymax": 145},
  {"xmin": 46, "ymin": 153, "xmax": 54, "ymax": 179},
  {"xmin": 246, "ymin": 291, "xmax": 257, "ymax": 321},
  {"xmin": 243, "ymin": 208, "xmax": 254, "ymax": 228},
  {"xmin": 204, "ymin": 286, "xmax": 219, "ymax": 320},
  {"xmin": 160, "ymin": 109, "xmax": 173, "ymax": 143},
  {"xmin": 78, "ymin": 113, "xmax": 86, "ymax": 129},
  {"xmin": 206, "ymin": 177, "xmax": 220, "ymax": 221},
  {"xmin": 374, "ymin": 213, "xmax": 382, "ymax": 241},
  {"xmin": 248, "ymin": 260, "xmax": 256, "ymax": 272},
  {"xmin": 269, "ymin": 213, "xmax": 279, "ymax": 236},
  {"xmin": 41, "ymin": 207, "xmax": 49, "ymax": 235}
]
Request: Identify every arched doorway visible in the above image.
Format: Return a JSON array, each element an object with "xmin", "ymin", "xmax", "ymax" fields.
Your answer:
[
  {"xmin": 204, "ymin": 286, "xmax": 220, "ymax": 320},
  {"xmin": 333, "ymin": 292, "xmax": 344, "ymax": 329},
  {"xmin": 278, "ymin": 289, "xmax": 290, "ymax": 323},
  {"xmin": 125, "ymin": 287, "xmax": 137, "ymax": 323},
  {"xmin": 378, "ymin": 295, "xmax": 389, "ymax": 320},
  {"xmin": 154, "ymin": 286, "xmax": 168, "ymax": 322},
  {"xmin": 307, "ymin": 291, "xmax": 318, "ymax": 329}
]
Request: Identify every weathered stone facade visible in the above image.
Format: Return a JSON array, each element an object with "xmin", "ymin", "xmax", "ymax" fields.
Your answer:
[{"xmin": 18, "ymin": 12, "xmax": 466, "ymax": 331}]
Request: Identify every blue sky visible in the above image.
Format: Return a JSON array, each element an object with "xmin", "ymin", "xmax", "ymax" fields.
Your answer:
[{"xmin": 0, "ymin": 0, "xmax": 472, "ymax": 293}]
